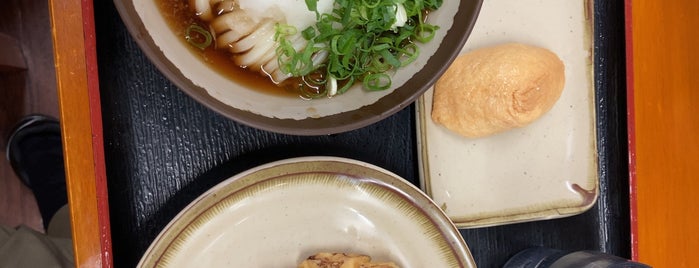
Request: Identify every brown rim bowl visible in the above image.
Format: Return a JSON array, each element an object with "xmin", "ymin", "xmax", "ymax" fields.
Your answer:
[{"xmin": 113, "ymin": 1, "xmax": 483, "ymax": 135}]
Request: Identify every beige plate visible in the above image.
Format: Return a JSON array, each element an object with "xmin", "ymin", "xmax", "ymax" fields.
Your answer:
[
  {"xmin": 137, "ymin": 156, "xmax": 475, "ymax": 267},
  {"xmin": 416, "ymin": 0, "xmax": 598, "ymax": 228}
]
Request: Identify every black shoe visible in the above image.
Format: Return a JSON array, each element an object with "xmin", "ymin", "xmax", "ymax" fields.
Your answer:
[{"xmin": 6, "ymin": 114, "xmax": 67, "ymax": 229}]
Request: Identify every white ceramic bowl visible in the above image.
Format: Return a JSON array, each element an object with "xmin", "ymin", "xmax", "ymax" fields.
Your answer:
[{"xmin": 114, "ymin": 0, "xmax": 482, "ymax": 135}]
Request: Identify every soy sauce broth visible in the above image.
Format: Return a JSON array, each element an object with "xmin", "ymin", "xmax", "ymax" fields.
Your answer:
[{"xmin": 154, "ymin": 0, "xmax": 300, "ymax": 98}]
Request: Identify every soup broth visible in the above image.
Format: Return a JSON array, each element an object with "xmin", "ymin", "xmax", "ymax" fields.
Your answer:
[
  {"xmin": 155, "ymin": 0, "xmax": 301, "ymax": 97},
  {"xmin": 155, "ymin": 0, "xmax": 440, "ymax": 100}
]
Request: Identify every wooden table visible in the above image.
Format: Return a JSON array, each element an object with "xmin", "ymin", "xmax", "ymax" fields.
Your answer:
[
  {"xmin": 627, "ymin": 0, "xmax": 699, "ymax": 266},
  {"xmin": 48, "ymin": 0, "xmax": 697, "ymax": 267},
  {"xmin": 49, "ymin": 0, "xmax": 110, "ymax": 267}
]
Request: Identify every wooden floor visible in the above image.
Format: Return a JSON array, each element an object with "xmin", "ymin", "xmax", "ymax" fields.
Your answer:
[{"xmin": 0, "ymin": 0, "xmax": 59, "ymax": 232}]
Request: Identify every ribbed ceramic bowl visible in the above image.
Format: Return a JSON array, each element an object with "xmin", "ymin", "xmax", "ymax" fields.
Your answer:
[
  {"xmin": 137, "ymin": 156, "xmax": 476, "ymax": 267},
  {"xmin": 114, "ymin": 1, "xmax": 482, "ymax": 135}
]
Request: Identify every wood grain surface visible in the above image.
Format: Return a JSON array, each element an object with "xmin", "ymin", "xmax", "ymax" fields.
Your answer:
[
  {"xmin": 48, "ymin": 0, "xmax": 112, "ymax": 267},
  {"xmin": 48, "ymin": 0, "xmax": 635, "ymax": 267},
  {"xmin": 94, "ymin": 1, "xmax": 631, "ymax": 267},
  {"xmin": 628, "ymin": 0, "xmax": 699, "ymax": 266}
]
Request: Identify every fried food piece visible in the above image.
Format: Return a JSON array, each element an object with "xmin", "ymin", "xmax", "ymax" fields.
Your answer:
[
  {"xmin": 298, "ymin": 252, "xmax": 399, "ymax": 268},
  {"xmin": 431, "ymin": 43, "xmax": 565, "ymax": 138}
]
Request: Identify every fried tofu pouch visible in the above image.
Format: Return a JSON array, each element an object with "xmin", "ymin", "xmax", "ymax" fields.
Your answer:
[
  {"xmin": 431, "ymin": 43, "xmax": 565, "ymax": 138},
  {"xmin": 298, "ymin": 252, "xmax": 399, "ymax": 268}
]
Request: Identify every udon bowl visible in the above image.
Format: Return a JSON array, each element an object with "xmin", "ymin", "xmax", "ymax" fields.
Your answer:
[{"xmin": 114, "ymin": 0, "xmax": 482, "ymax": 135}]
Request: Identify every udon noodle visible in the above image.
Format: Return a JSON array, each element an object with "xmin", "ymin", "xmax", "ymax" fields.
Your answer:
[{"xmin": 161, "ymin": 0, "xmax": 443, "ymax": 98}]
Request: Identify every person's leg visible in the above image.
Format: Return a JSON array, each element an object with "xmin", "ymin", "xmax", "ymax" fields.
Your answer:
[
  {"xmin": 2, "ymin": 114, "xmax": 73, "ymax": 267},
  {"xmin": 6, "ymin": 114, "xmax": 67, "ymax": 230},
  {"xmin": 47, "ymin": 205, "xmax": 71, "ymax": 239},
  {"xmin": 0, "ymin": 224, "xmax": 73, "ymax": 267}
]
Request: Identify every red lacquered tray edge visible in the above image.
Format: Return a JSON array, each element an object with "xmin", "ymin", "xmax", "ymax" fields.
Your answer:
[
  {"xmin": 623, "ymin": 0, "xmax": 639, "ymax": 261},
  {"xmin": 82, "ymin": 0, "xmax": 113, "ymax": 266}
]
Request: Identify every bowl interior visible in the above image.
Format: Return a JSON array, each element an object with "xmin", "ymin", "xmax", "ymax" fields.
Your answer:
[
  {"xmin": 114, "ymin": 0, "xmax": 483, "ymax": 135},
  {"xmin": 137, "ymin": 157, "xmax": 476, "ymax": 267}
]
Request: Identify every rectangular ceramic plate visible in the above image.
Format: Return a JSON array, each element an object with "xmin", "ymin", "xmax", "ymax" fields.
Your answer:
[{"xmin": 417, "ymin": 0, "xmax": 597, "ymax": 228}]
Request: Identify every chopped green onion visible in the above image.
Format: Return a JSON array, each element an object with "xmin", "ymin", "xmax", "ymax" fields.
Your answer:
[
  {"xmin": 395, "ymin": 43, "xmax": 419, "ymax": 67},
  {"xmin": 185, "ymin": 24, "xmax": 212, "ymax": 50},
  {"xmin": 364, "ymin": 73, "xmax": 392, "ymax": 91},
  {"xmin": 414, "ymin": 23, "xmax": 439, "ymax": 43},
  {"xmin": 305, "ymin": 0, "xmax": 320, "ymax": 19},
  {"xmin": 277, "ymin": 0, "xmax": 443, "ymax": 96}
]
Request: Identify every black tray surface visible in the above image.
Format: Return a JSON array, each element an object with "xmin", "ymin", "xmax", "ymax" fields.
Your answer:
[{"xmin": 94, "ymin": 0, "xmax": 629, "ymax": 267}]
